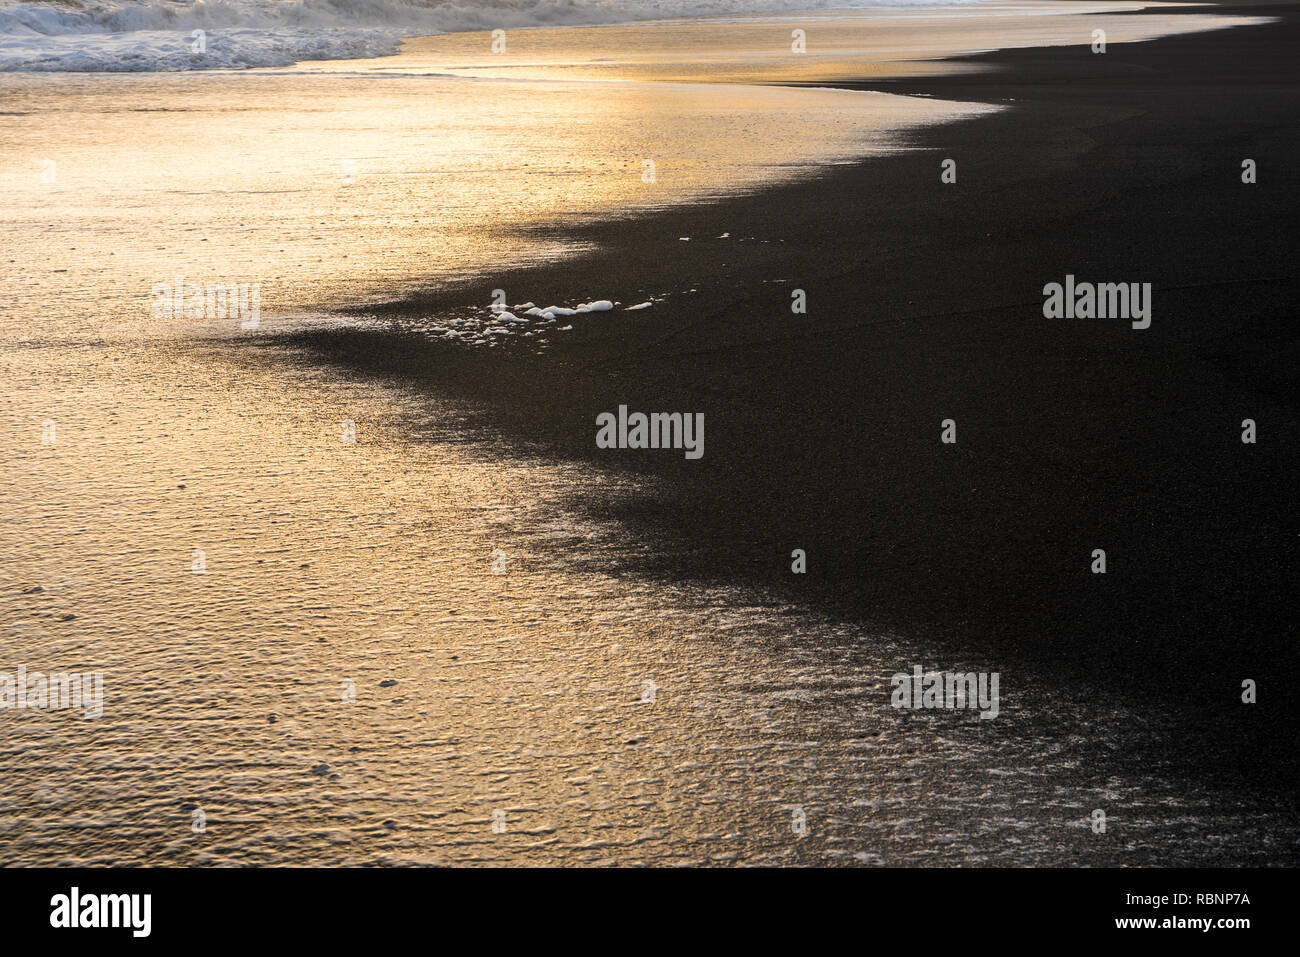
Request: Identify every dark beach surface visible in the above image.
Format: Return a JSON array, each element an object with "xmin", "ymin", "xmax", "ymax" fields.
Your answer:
[{"xmin": 265, "ymin": 4, "xmax": 1298, "ymax": 808}]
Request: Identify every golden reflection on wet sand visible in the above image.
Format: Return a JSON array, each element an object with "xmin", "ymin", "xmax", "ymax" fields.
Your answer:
[{"xmin": 0, "ymin": 5, "xmax": 1280, "ymax": 865}]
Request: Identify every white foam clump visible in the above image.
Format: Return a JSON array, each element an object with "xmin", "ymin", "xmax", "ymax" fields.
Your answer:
[
  {"xmin": 0, "ymin": 0, "xmax": 983, "ymax": 72},
  {"xmin": 625, "ymin": 301, "xmax": 653, "ymax": 311},
  {"xmin": 417, "ymin": 290, "xmax": 645, "ymax": 350},
  {"xmin": 0, "ymin": 26, "xmax": 401, "ymax": 72}
]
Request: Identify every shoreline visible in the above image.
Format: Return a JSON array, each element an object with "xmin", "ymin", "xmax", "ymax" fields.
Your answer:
[{"xmin": 266, "ymin": 4, "xmax": 1299, "ymax": 791}]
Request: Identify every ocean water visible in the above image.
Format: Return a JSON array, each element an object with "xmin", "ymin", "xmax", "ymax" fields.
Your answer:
[
  {"xmin": 1, "ymin": 7, "xmax": 1291, "ymax": 865},
  {"xmin": 0, "ymin": 0, "xmax": 984, "ymax": 71}
]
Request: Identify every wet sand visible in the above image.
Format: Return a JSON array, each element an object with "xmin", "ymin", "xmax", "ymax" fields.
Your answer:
[
  {"xmin": 281, "ymin": 5, "xmax": 1300, "ymax": 798},
  {"xmin": 4, "ymin": 3, "xmax": 1296, "ymax": 867}
]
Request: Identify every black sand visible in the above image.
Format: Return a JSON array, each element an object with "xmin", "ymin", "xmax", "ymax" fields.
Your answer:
[{"xmin": 271, "ymin": 6, "xmax": 1299, "ymax": 797}]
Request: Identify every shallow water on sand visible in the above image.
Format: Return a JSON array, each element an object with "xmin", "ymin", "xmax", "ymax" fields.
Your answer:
[
  {"xmin": 5, "ymin": 332, "xmax": 1291, "ymax": 865},
  {"xmin": 0, "ymin": 8, "xmax": 1289, "ymax": 865},
  {"xmin": 331, "ymin": 2, "xmax": 1266, "ymax": 85},
  {"xmin": 0, "ymin": 65, "xmax": 991, "ymax": 341}
]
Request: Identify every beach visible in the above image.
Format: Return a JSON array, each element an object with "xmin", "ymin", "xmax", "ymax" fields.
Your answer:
[
  {"xmin": 1, "ymin": 2, "xmax": 1296, "ymax": 866},
  {"xmin": 287, "ymin": 3, "xmax": 1299, "ymax": 775}
]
